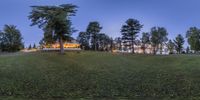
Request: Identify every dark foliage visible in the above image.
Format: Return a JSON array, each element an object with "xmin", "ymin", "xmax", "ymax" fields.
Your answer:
[{"xmin": 0, "ymin": 25, "xmax": 24, "ymax": 52}]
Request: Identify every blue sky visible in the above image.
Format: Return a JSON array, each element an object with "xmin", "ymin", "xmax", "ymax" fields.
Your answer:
[{"xmin": 0, "ymin": 0, "xmax": 200, "ymax": 47}]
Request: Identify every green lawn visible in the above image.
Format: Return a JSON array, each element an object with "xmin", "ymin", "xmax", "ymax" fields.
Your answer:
[{"xmin": 0, "ymin": 52, "xmax": 200, "ymax": 99}]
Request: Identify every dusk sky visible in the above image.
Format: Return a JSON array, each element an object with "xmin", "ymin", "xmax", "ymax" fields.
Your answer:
[{"xmin": 0, "ymin": 0, "xmax": 200, "ymax": 47}]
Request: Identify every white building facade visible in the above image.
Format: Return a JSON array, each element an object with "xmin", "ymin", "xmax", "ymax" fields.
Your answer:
[{"xmin": 119, "ymin": 41, "xmax": 170, "ymax": 55}]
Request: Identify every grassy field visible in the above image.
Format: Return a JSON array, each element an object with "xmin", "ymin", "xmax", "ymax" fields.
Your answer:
[{"xmin": 0, "ymin": 52, "xmax": 200, "ymax": 99}]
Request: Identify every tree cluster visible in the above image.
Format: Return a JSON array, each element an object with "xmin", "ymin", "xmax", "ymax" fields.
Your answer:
[
  {"xmin": 114, "ymin": 18, "xmax": 189, "ymax": 55},
  {"xmin": 77, "ymin": 18, "xmax": 189, "ymax": 54},
  {"xmin": 77, "ymin": 21, "xmax": 113, "ymax": 51},
  {"xmin": 186, "ymin": 27, "xmax": 200, "ymax": 53},
  {"xmin": 27, "ymin": 3, "xmax": 200, "ymax": 54},
  {"xmin": 28, "ymin": 43, "xmax": 37, "ymax": 50},
  {"xmin": 0, "ymin": 25, "xmax": 24, "ymax": 52}
]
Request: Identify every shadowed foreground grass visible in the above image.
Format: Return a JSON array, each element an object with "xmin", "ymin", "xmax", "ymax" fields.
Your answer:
[{"xmin": 0, "ymin": 52, "xmax": 200, "ymax": 99}]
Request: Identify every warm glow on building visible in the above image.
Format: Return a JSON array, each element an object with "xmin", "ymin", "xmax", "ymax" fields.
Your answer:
[
  {"xmin": 44, "ymin": 43, "xmax": 80, "ymax": 49},
  {"xmin": 41, "ymin": 42, "xmax": 81, "ymax": 51}
]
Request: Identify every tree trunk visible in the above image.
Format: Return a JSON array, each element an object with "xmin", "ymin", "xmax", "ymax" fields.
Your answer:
[
  {"xmin": 132, "ymin": 36, "xmax": 135, "ymax": 54},
  {"xmin": 59, "ymin": 37, "xmax": 65, "ymax": 54},
  {"xmin": 143, "ymin": 44, "xmax": 146, "ymax": 54},
  {"xmin": 111, "ymin": 40, "xmax": 114, "ymax": 52},
  {"xmin": 160, "ymin": 44, "xmax": 163, "ymax": 55},
  {"xmin": 153, "ymin": 46, "xmax": 156, "ymax": 55},
  {"xmin": 119, "ymin": 41, "xmax": 122, "ymax": 51},
  {"xmin": 94, "ymin": 41, "xmax": 97, "ymax": 51},
  {"xmin": 94, "ymin": 36, "xmax": 97, "ymax": 51}
]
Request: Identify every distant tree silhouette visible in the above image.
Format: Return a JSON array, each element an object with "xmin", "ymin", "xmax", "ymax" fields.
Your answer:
[
  {"xmin": 114, "ymin": 37, "xmax": 122, "ymax": 51},
  {"xmin": 186, "ymin": 27, "xmax": 200, "ymax": 53},
  {"xmin": 96, "ymin": 33, "xmax": 111, "ymax": 51},
  {"xmin": 174, "ymin": 34, "xmax": 185, "ymax": 54},
  {"xmin": 77, "ymin": 32, "xmax": 90, "ymax": 50},
  {"xmin": 121, "ymin": 18, "xmax": 143, "ymax": 53},
  {"xmin": 33, "ymin": 43, "xmax": 36, "ymax": 49},
  {"xmin": 186, "ymin": 46, "xmax": 190, "ymax": 54},
  {"xmin": 86, "ymin": 21, "xmax": 102, "ymax": 51},
  {"xmin": 110, "ymin": 38, "xmax": 114, "ymax": 52},
  {"xmin": 0, "ymin": 25, "xmax": 24, "ymax": 52},
  {"xmin": 141, "ymin": 32, "xmax": 150, "ymax": 54},
  {"xmin": 167, "ymin": 40, "xmax": 175, "ymax": 54},
  {"xmin": 150, "ymin": 27, "xmax": 168, "ymax": 55},
  {"xmin": 28, "ymin": 44, "xmax": 32, "ymax": 50}
]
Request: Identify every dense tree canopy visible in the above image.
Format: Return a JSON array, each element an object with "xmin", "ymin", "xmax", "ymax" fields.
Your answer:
[
  {"xmin": 77, "ymin": 32, "xmax": 90, "ymax": 50},
  {"xmin": 114, "ymin": 37, "xmax": 122, "ymax": 51},
  {"xmin": 150, "ymin": 27, "xmax": 168, "ymax": 54},
  {"xmin": 174, "ymin": 34, "xmax": 185, "ymax": 54},
  {"xmin": 167, "ymin": 40, "xmax": 175, "ymax": 54},
  {"xmin": 86, "ymin": 21, "xmax": 102, "ymax": 51},
  {"xmin": 96, "ymin": 33, "xmax": 111, "ymax": 51},
  {"xmin": 141, "ymin": 32, "xmax": 150, "ymax": 54},
  {"xmin": 29, "ymin": 4, "xmax": 77, "ymax": 54},
  {"xmin": 186, "ymin": 27, "xmax": 200, "ymax": 53},
  {"xmin": 0, "ymin": 25, "xmax": 24, "ymax": 52}
]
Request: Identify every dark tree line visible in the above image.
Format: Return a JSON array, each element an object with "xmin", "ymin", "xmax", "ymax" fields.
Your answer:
[
  {"xmin": 0, "ymin": 25, "xmax": 24, "ymax": 52},
  {"xmin": 26, "ymin": 3, "xmax": 200, "ymax": 54},
  {"xmin": 28, "ymin": 43, "xmax": 37, "ymax": 50},
  {"xmin": 141, "ymin": 32, "xmax": 150, "ymax": 54},
  {"xmin": 77, "ymin": 21, "xmax": 113, "ymax": 51},
  {"xmin": 116, "ymin": 19, "xmax": 184, "ymax": 54},
  {"xmin": 76, "ymin": 17, "xmax": 200, "ymax": 54},
  {"xmin": 1, "ymin": 3, "xmax": 198, "ymax": 54}
]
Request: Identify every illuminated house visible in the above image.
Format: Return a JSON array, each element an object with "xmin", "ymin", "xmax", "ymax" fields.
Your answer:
[
  {"xmin": 42, "ymin": 41, "xmax": 81, "ymax": 51},
  {"xmin": 116, "ymin": 40, "xmax": 170, "ymax": 55},
  {"xmin": 121, "ymin": 44, "xmax": 169, "ymax": 55}
]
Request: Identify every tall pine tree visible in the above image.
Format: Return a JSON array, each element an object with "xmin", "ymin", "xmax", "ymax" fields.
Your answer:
[
  {"xmin": 86, "ymin": 21, "xmax": 102, "ymax": 51},
  {"xmin": 121, "ymin": 18, "xmax": 143, "ymax": 53},
  {"xmin": 174, "ymin": 34, "xmax": 185, "ymax": 54}
]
